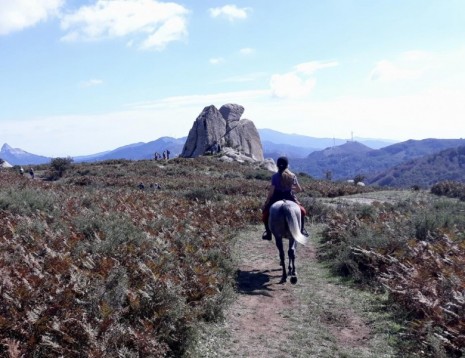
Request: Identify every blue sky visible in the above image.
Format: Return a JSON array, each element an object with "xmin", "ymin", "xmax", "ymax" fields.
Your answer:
[{"xmin": 1, "ymin": 0, "xmax": 465, "ymax": 156}]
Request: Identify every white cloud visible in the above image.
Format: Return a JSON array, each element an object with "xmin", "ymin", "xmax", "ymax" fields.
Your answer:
[
  {"xmin": 294, "ymin": 60, "xmax": 339, "ymax": 75},
  {"xmin": 270, "ymin": 73, "xmax": 316, "ymax": 99},
  {"xmin": 270, "ymin": 60, "xmax": 338, "ymax": 99},
  {"xmin": 60, "ymin": 0, "xmax": 189, "ymax": 50},
  {"xmin": 370, "ymin": 60, "xmax": 425, "ymax": 82},
  {"xmin": 370, "ymin": 50, "xmax": 434, "ymax": 82},
  {"xmin": 0, "ymin": 0, "xmax": 63, "ymax": 35},
  {"xmin": 208, "ymin": 5, "xmax": 251, "ymax": 21},
  {"xmin": 128, "ymin": 89, "xmax": 269, "ymax": 110},
  {"xmin": 239, "ymin": 47, "xmax": 255, "ymax": 55},
  {"xmin": 79, "ymin": 79, "xmax": 104, "ymax": 88},
  {"xmin": 209, "ymin": 57, "xmax": 225, "ymax": 65},
  {"xmin": 140, "ymin": 15, "xmax": 187, "ymax": 50}
]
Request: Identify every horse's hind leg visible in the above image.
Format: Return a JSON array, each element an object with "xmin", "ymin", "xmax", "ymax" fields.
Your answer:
[
  {"xmin": 288, "ymin": 239, "xmax": 298, "ymax": 284},
  {"xmin": 275, "ymin": 236, "xmax": 287, "ymax": 283}
]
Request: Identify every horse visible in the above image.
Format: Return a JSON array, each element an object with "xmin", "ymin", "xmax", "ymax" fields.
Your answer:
[{"xmin": 269, "ymin": 200, "xmax": 309, "ymax": 284}]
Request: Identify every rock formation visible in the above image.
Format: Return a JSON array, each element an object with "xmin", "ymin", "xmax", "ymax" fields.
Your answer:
[
  {"xmin": 0, "ymin": 158, "xmax": 13, "ymax": 168},
  {"xmin": 181, "ymin": 104, "xmax": 264, "ymax": 161}
]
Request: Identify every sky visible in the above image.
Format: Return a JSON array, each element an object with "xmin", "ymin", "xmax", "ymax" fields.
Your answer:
[{"xmin": 1, "ymin": 0, "xmax": 465, "ymax": 157}]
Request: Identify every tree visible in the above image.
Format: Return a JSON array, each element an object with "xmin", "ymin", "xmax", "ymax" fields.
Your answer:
[
  {"xmin": 325, "ymin": 170, "xmax": 332, "ymax": 181},
  {"xmin": 353, "ymin": 174, "xmax": 366, "ymax": 185},
  {"xmin": 50, "ymin": 157, "xmax": 74, "ymax": 180}
]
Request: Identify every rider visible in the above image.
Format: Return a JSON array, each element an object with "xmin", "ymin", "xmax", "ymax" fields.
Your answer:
[{"xmin": 261, "ymin": 156, "xmax": 308, "ymax": 241}]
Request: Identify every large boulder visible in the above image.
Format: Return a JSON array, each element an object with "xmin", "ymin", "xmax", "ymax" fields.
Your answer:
[
  {"xmin": 224, "ymin": 119, "xmax": 263, "ymax": 161},
  {"xmin": 219, "ymin": 103, "xmax": 244, "ymax": 123},
  {"xmin": 181, "ymin": 105, "xmax": 227, "ymax": 158},
  {"xmin": 181, "ymin": 104, "xmax": 264, "ymax": 161}
]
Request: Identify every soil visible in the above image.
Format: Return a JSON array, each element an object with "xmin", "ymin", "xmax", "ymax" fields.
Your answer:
[{"xmin": 190, "ymin": 224, "xmax": 396, "ymax": 357}]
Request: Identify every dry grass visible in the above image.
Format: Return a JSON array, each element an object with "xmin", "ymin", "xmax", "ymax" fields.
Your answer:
[{"xmin": 1, "ymin": 159, "xmax": 464, "ymax": 356}]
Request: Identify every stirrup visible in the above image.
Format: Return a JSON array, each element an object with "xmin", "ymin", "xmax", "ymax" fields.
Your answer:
[
  {"xmin": 262, "ymin": 231, "xmax": 272, "ymax": 241},
  {"xmin": 301, "ymin": 228, "xmax": 309, "ymax": 237}
]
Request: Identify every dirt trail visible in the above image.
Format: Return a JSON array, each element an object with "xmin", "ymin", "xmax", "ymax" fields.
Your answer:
[{"xmin": 190, "ymin": 225, "xmax": 397, "ymax": 358}]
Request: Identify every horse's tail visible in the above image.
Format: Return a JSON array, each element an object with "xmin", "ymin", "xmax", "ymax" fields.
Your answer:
[{"xmin": 283, "ymin": 202, "xmax": 309, "ymax": 245}]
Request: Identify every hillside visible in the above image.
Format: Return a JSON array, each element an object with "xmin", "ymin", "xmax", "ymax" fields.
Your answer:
[
  {"xmin": 1, "ymin": 157, "xmax": 465, "ymax": 356},
  {"xmin": 3, "ymin": 134, "xmax": 465, "ymax": 189},
  {"xmin": 292, "ymin": 138, "xmax": 465, "ymax": 183},
  {"xmin": 369, "ymin": 145, "xmax": 465, "ymax": 187}
]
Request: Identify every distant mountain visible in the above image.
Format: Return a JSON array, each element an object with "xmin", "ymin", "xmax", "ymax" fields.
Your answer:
[
  {"xmin": 291, "ymin": 138, "xmax": 465, "ymax": 181},
  {"xmin": 75, "ymin": 137, "xmax": 186, "ymax": 162},
  {"xmin": 258, "ymin": 128, "xmax": 395, "ymax": 151},
  {"xmin": 5, "ymin": 130, "xmax": 463, "ymax": 189},
  {"xmin": 261, "ymin": 140, "xmax": 318, "ymax": 160},
  {"xmin": 368, "ymin": 145, "xmax": 465, "ymax": 188},
  {"xmin": 0, "ymin": 143, "xmax": 51, "ymax": 165},
  {"xmin": 1, "ymin": 137, "xmax": 186, "ymax": 166}
]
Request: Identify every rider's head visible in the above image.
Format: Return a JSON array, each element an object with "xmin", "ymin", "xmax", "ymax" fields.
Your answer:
[{"xmin": 276, "ymin": 156, "xmax": 288, "ymax": 173}]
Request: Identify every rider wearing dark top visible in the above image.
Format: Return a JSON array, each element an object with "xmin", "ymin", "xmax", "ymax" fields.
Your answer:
[{"xmin": 261, "ymin": 156, "xmax": 308, "ymax": 241}]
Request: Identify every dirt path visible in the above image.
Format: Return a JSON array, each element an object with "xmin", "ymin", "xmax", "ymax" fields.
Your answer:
[{"xmin": 189, "ymin": 225, "xmax": 398, "ymax": 358}]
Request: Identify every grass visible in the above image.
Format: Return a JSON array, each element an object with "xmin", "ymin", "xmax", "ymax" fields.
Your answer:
[
  {"xmin": 313, "ymin": 190, "xmax": 465, "ymax": 356},
  {"xmin": 1, "ymin": 158, "xmax": 464, "ymax": 356},
  {"xmin": 285, "ymin": 225, "xmax": 403, "ymax": 358}
]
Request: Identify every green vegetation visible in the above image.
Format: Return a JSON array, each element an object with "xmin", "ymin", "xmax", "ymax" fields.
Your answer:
[
  {"xmin": 313, "ymin": 191, "xmax": 465, "ymax": 356},
  {"xmin": 1, "ymin": 158, "xmax": 464, "ymax": 356},
  {"xmin": 48, "ymin": 156, "xmax": 74, "ymax": 180}
]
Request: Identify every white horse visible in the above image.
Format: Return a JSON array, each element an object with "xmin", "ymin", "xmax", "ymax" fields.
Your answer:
[{"xmin": 269, "ymin": 200, "xmax": 309, "ymax": 284}]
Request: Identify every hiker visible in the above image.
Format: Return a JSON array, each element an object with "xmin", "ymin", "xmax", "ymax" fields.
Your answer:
[
  {"xmin": 150, "ymin": 183, "xmax": 161, "ymax": 190},
  {"xmin": 261, "ymin": 156, "xmax": 308, "ymax": 241},
  {"xmin": 162, "ymin": 151, "xmax": 166, "ymax": 160},
  {"xmin": 166, "ymin": 149, "xmax": 170, "ymax": 159},
  {"xmin": 211, "ymin": 142, "xmax": 221, "ymax": 154},
  {"xmin": 29, "ymin": 168, "xmax": 34, "ymax": 179}
]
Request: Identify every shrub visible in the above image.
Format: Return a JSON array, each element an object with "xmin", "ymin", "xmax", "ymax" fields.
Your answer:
[
  {"xmin": 184, "ymin": 188, "xmax": 223, "ymax": 202},
  {"xmin": 245, "ymin": 170, "xmax": 271, "ymax": 181},
  {"xmin": 0, "ymin": 188, "xmax": 59, "ymax": 215},
  {"xmin": 49, "ymin": 157, "xmax": 74, "ymax": 180},
  {"xmin": 431, "ymin": 180, "xmax": 465, "ymax": 200},
  {"xmin": 317, "ymin": 193, "xmax": 465, "ymax": 354}
]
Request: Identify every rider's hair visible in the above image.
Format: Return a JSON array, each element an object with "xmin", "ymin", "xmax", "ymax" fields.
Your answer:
[
  {"xmin": 276, "ymin": 156, "xmax": 288, "ymax": 173},
  {"xmin": 280, "ymin": 169, "xmax": 294, "ymax": 190}
]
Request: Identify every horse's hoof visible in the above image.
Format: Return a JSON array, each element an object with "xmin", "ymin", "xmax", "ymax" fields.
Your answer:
[
  {"xmin": 279, "ymin": 278, "xmax": 287, "ymax": 284},
  {"xmin": 290, "ymin": 276, "xmax": 298, "ymax": 285}
]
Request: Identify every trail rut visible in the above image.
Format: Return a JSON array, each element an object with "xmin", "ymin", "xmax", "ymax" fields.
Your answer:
[{"xmin": 189, "ymin": 225, "xmax": 398, "ymax": 358}]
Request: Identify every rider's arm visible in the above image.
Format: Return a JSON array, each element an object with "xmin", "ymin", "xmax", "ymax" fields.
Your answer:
[
  {"xmin": 262, "ymin": 185, "xmax": 275, "ymax": 209},
  {"xmin": 292, "ymin": 175, "xmax": 303, "ymax": 193}
]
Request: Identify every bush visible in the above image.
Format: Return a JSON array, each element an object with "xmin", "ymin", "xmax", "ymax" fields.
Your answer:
[
  {"xmin": 0, "ymin": 188, "xmax": 59, "ymax": 215},
  {"xmin": 431, "ymin": 180, "xmax": 465, "ymax": 200},
  {"xmin": 184, "ymin": 188, "xmax": 223, "ymax": 202},
  {"xmin": 49, "ymin": 157, "xmax": 74, "ymax": 180}
]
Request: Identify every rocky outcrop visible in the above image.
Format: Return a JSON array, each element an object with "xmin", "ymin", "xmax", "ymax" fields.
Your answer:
[
  {"xmin": 218, "ymin": 148, "xmax": 277, "ymax": 171},
  {"xmin": 219, "ymin": 103, "xmax": 244, "ymax": 123},
  {"xmin": 0, "ymin": 158, "xmax": 13, "ymax": 168},
  {"xmin": 181, "ymin": 104, "xmax": 264, "ymax": 161}
]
